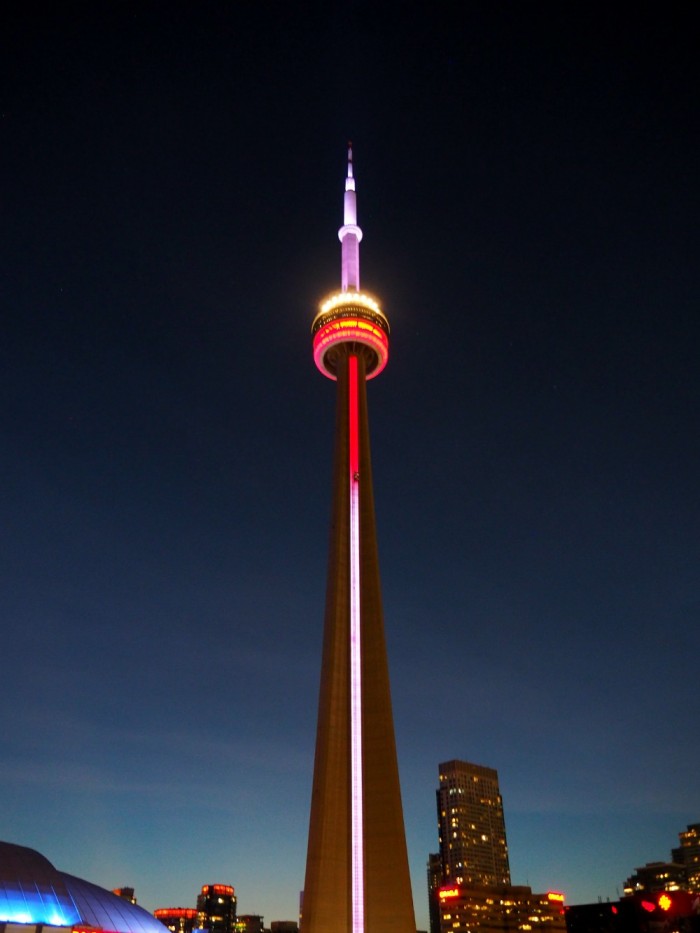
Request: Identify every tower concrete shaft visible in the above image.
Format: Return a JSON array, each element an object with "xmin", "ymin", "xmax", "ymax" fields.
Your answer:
[{"xmin": 302, "ymin": 150, "xmax": 415, "ymax": 933}]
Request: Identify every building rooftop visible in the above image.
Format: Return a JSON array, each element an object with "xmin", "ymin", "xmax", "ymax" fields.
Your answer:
[{"xmin": 0, "ymin": 841, "xmax": 168, "ymax": 933}]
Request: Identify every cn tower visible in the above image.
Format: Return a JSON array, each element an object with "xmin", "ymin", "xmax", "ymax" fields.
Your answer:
[{"xmin": 302, "ymin": 147, "xmax": 415, "ymax": 933}]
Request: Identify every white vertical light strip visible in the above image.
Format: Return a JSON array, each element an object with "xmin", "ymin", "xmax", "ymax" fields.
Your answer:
[{"xmin": 348, "ymin": 354, "xmax": 364, "ymax": 933}]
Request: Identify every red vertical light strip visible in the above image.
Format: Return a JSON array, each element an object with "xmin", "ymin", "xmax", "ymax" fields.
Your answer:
[{"xmin": 348, "ymin": 353, "xmax": 364, "ymax": 933}]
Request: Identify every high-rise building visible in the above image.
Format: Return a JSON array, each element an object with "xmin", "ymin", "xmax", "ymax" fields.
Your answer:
[
  {"xmin": 196, "ymin": 885, "xmax": 237, "ymax": 933},
  {"xmin": 436, "ymin": 760, "xmax": 511, "ymax": 888},
  {"xmin": 301, "ymin": 147, "xmax": 415, "ymax": 933}
]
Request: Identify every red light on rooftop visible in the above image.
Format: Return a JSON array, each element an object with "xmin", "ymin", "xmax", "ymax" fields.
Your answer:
[
  {"xmin": 201, "ymin": 885, "xmax": 234, "ymax": 896},
  {"xmin": 641, "ymin": 901, "xmax": 656, "ymax": 913},
  {"xmin": 612, "ymin": 907, "xmax": 618, "ymax": 915}
]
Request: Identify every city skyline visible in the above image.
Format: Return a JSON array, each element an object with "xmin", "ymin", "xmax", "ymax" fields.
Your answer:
[{"xmin": 2, "ymin": 5, "xmax": 698, "ymax": 932}]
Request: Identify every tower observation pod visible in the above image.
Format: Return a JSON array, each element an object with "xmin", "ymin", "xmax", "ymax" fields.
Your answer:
[{"xmin": 302, "ymin": 147, "xmax": 415, "ymax": 933}]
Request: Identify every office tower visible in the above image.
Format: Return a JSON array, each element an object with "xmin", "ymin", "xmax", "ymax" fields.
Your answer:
[
  {"xmin": 437, "ymin": 760, "xmax": 511, "ymax": 887},
  {"xmin": 301, "ymin": 147, "xmax": 415, "ymax": 933},
  {"xmin": 196, "ymin": 885, "xmax": 237, "ymax": 933}
]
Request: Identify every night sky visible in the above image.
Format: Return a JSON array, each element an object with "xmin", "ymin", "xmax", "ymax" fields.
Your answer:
[{"xmin": 2, "ymin": 3, "xmax": 698, "ymax": 929}]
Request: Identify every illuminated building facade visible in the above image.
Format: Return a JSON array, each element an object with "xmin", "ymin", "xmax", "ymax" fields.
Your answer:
[
  {"xmin": 154, "ymin": 908, "xmax": 199, "ymax": 933},
  {"xmin": 438, "ymin": 884, "xmax": 566, "ymax": 933},
  {"xmin": 196, "ymin": 885, "xmax": 237, "ymax": 933},
  {"xmin": 621, "ymin": 822, "xmax": 700, "ymax": 898},
  {"xmin": 622, "ymin": 863, "xmax": 688, "ymax": 897},
  {"xmin": 301, "ymin": 147, "xmax": 415, "ymax": 933},
  {"xmin": 437, "ymin": 760, "xmax": 511, "ymax": 887},
  {"xmin": 431, "ymin": 762, "xmax": 563, "ymax": 933}
]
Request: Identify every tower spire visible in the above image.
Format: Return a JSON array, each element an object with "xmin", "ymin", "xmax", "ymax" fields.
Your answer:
[
  {"xmin": 304, "ymin": 147, "xmax": 414, "ymax": 933},
  {"xmin": 339, "ymin": 142, "xmax": 363, "ymax": 291}
]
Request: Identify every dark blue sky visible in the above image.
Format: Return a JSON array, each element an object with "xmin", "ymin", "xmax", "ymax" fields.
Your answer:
[{"xmin": 2, "ymin": 3, "xmax": 698, "ymax": 929}]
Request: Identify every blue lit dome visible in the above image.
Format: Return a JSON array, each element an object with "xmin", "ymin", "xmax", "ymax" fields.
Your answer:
[{"xmin": 0, "ymin": 841, "xmax": 169, "ymax": 933}]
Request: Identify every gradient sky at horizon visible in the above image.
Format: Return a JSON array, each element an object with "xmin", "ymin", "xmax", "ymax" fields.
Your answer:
[{"xmin": 1, "ymin": 4, "xmax": 698, "ymax": 929}]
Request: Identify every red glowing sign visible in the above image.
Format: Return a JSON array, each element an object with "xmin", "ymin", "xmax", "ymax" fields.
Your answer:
[
  {"xmin": 641, "ymin": 901, "xmax": 656, "ymax": 913},
  {"xmin": 154, "ymin": 910, "xmax": 198, "ymax": 919},
  {"xmin": 439, "ymin": 887, "xmax": 460, "ymax": 900},
  {"xmin": 547, "ymin": 893, "xmax": 565, "ymax": 903}
]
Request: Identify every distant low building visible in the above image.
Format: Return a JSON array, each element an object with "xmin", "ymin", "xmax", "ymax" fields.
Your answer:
[
  {"xmin": 623, "ymin": 862, "xmax": 688, "ymax": 896},
  {"xmin": 113, "ymin": 888, "xmax": 137, "ymax": 904},
  {"xmin": 235, "ymin": 916, "xmax": 264, "ymax": 933},
  {"xmin": 270, "ymin": 923, "xmax": 297, "ymax": 933},
  {"xmin": 438, "ymin": 882, "xmax": 566, "ymax": 933},
  {"xmin": 622, "ymin": 822, "xmax": 700, "ymax": 897},
  {"xmin": 154, "ymin": 907, "xmax": 199, "ymax": 933}
]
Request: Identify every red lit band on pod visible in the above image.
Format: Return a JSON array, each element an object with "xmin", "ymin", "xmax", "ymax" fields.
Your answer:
[
  {"xmin": 438, "ymin": 888, "xmax": 460, "ymax": 900},
  {"xmin": 313, "ymin": 318, "xmax": 389, "ymax": 380}
]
